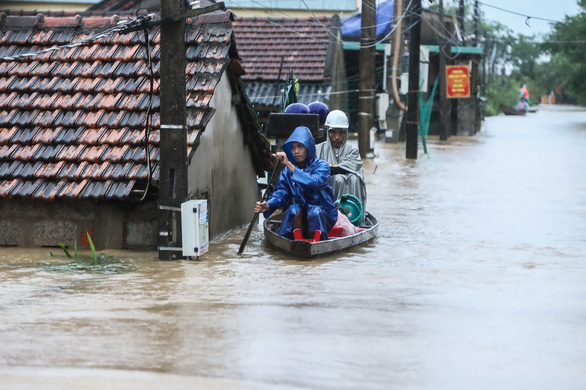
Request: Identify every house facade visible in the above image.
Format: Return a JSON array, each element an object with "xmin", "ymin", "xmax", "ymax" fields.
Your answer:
[
  {"xmin": 223, "ymin": 0, "xmax": 357, "ymax": 18},
  {"xmin": 0, "ymin": 0, "xmax": 99, "ymax": 12},
  {"xmin": 0, "ymin": 9, "xmax": 271, "ymax": 250}
]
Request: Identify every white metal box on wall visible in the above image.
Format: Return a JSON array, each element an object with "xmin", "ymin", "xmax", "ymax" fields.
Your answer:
[
  {"xmin": 376, "ymin": 92, "xmax": 389, "ymax": 118},
  {"xmin": 399, "ymin": 46, "xmax": 430, "ymax": 94},
  {"xmin": 181, "ymin": 200, "xmax": 209, "ymax": 258},
  {"xmin": 419, "ymin": 46, "xmax": 430, "ymax": 92}
]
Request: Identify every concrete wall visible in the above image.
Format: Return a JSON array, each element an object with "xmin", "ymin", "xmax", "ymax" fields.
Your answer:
[
  {"xmin": 0, "ymin": 198, "xmax": 157, "ymax": 250},
  {"xmin": 457, "ymin": 98, "xmax": 478, "ymax": 136},
  {"xmin": 187, "ymin": 72, "xmax": 260, "ymax": 238}
]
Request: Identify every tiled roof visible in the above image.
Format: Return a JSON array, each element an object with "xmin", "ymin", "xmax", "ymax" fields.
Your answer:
[
  {"xmin": 232, "ymin": 16, "xmax": 335, "ymax": 82},
  {"xmin": 0, "ymin": 10, "xmax": 269, "ymax": 201}
]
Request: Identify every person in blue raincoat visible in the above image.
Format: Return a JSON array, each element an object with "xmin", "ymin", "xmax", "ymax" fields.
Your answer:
[{"xmin": 254, "ymin": 126, "xmax": 338, "ymax": 241}]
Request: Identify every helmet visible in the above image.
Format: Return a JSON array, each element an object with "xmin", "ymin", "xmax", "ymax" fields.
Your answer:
[
  {"xmin": 324, "ymin": 110, "xmax": 349, "ymax": 129},
  {"xmin": 308, "ymin": 101, "xmax": 329, "ymax": 125},
  {"xmin": 284, "ymin": 103, "xmax": 310, "ymax": 114}
]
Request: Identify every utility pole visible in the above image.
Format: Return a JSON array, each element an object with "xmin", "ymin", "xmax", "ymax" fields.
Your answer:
[
  {"xmin": 358, "ymin": 0, "xmax": 376, "ymax": 158},
  {"xmin": 405, "ymin": 0, "xmax": 421, "ymax": 159},
  {"xmin": 158, "ymin": 0, "xmax": 188, "ymax": 260},
  {"xmin": 438, "ymin": 0, "xmax": 450, "ymax": 141},
  {"xmin": 458, "ymin": 0, "xmax": 465, "ymax": 40},
  {"xmin": 473, "ymin": 0, "xmax": 479, "ymax": 45}
]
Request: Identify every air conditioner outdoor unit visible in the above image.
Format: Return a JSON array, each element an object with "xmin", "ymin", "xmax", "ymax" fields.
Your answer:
[{"xmin": 181, "ymin": 199, "xmax": 209, "ymax": 258}]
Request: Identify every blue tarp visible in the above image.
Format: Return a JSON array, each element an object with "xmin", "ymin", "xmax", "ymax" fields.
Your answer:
[{"xmin": 341, "ymin": 1, "xmax": 394, "ymax": 40}]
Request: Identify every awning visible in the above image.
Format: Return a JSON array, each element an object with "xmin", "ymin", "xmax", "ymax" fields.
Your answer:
[{"xmin": 341, "ymin": 0, "xmax": 394, "ymax": 41}]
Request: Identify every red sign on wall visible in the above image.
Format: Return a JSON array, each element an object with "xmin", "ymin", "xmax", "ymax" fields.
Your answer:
[{"xmin": 446, "ymin": 65, "xmax": 470, "ymax": 98}]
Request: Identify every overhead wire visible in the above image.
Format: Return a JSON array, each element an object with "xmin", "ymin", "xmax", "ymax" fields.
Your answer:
[
  {"xmin": 235, "ymin": 12, "xmax": 331, "ymax": 43},
  {"xmin": 355, "ymin": 0, "xmax": 418, "ymax": 48},
  {"xmin": 276, "ymin": 0, "xmax": 413, "ymax": 110},
  {"xmin": 139, "ymin": 8, "xmax": 155, "ymax": 201},
  {"xmin": 231, "ymin": 0, "xmax": 325, "ymax": 20},
  {"xmin": 355, "ymin": 0, "xmax": 415, "ymax": 49},
  {"xmin": 3, "ymin": 2, "xmax": 454, "ymax": 116},
  {"xmin": 249, "ymin": 65, "xmax": 396, "ymax": 105},
  {"xmin": 478, "ymin": 1, "xmax": 562, "ymax": 24},
  {"xmin": 412, "ymin": 2, "xmax": 581, "ymax": 48},
  {"xmin": 300, "ymin": 0, "xmax": 416, "ymax": 48},
  {"xmin": 0, "ymin": 13, "xmax": 154, "ymax": 62},
  {"xmin": 0, "ymin": 9, "xmax": 160, "ymax": 200},
  {"xmin": 415, "ymin": 11, "xmax": 463, "ymax": 60},
  {"xmin": 228, "ymin": 0, "xmax": 419, "ymax": 49},
  {"xmin": 231, "ymin": 0, "xmax": 350, "ymax": 33},
  {"xmin": 299, "ymin": 0, "xmax": 344, "ymax": 43}
]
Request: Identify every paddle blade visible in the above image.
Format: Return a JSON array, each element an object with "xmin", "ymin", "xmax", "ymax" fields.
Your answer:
[{"xmin": 238, "ymin": 213, "xmax": 259, "ymax": 255}]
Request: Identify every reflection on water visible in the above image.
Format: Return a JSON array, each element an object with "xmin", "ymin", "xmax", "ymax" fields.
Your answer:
[{"xmin": 1, "ymin": 106, "xmax": 585, "ymax": 389}]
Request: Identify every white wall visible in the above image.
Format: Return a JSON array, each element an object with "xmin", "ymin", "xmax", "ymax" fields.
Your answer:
[
  {"xmin": 187, "ymin": 72, "xmax": 259, "ymax": 238},
  {"xmin": 0, "ymin": 1, "xmax": 97, "ymax": 12}
]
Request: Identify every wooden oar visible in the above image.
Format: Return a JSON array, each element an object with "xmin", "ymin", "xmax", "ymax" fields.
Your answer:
[{"xmin": 238, "ymin": 160, "xmax": 281, "ymax": 255}]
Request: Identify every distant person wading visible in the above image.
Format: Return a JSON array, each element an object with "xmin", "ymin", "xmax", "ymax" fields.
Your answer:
[{"xmin": 517, "ymin": 83, "xmax": 530, "ymax": 112}]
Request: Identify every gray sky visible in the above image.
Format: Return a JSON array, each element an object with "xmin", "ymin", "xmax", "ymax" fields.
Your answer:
[{"xmin": 478, "ymin": 0, "xmax": 581, "ymax": 36}]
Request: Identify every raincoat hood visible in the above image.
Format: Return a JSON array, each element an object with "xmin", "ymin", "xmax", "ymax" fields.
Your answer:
[{"xmin": 284, "ymin": 126, "xmax": 316, "ymax": 167}]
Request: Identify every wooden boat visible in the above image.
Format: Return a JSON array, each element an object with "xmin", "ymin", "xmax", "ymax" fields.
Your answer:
[
  {"xmin": 499, "ymin": 104, "xmax": 526, "ymax": 116},
  {"xmin": 263, "ymin": 211, "xmax": 379, "ymax": 258}
]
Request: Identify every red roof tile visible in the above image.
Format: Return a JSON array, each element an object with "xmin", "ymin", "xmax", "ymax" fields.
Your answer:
[
  {"xmin": 232, "ymin": 16, "xmax": 335, "ymax": 82},
  {"xmin": 0, "ymin": 10, "xmax": 270, "ymax": 200}
]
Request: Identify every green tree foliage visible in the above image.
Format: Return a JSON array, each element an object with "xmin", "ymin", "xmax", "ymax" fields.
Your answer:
[
  {"xmin": 542, "ymin": 0, "xmax": 586, "ymax": 104},
  {"xmin": 481, "ymin": 2, "xmax": 586, "ymax": 113},
  {"xmin": 481, "ymin": 21, "xmax": 516, "ymax": 83},
  {"xmin": 508, "ymin": 35, "xmax": 542, "ymax": 81},
  {"xmin": 425, "ymin": 1, "xmax": 584, "ymax": 114},
  {"xmin": 480, "ymin": 19, "xmax": 522, "ymax": 115}
]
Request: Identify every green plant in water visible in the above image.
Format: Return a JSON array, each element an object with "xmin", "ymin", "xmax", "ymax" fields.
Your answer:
[
  {"xmin": 59, "ymin": 243, "xmax": 73, "ymax": 259},
  {"xmin": 85, "ymin": 232, "xmax": 97, "ymax": 265},
  {"xmin": 44, "ymin": 231, "xmax": 133, "ymax": 274},
  {"xmin": 54, "ymin": 232, "xmax": 94, "ymax": 261}
]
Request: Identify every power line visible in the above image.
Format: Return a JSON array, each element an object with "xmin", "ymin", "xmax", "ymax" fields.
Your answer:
[
  {"xmin": 361, "ymin": 0, "xmax": 415, "ymax": 49},
  {"xmin": 230, "ymin": 0, "xmax": 332, "ymax": 20},
  {"xmin": 229, "ymin": 0, "xmax": 419, "ymax": 49},
  {"xmin": 483, "ymin": 38, "xmax": 586, "ymax": 44},
  {"xmin": 234, "ymin": 12, "xmax": 332, "ymax": 43},
  {"xmin": 0, "ymin": 14, "xmax": 154, "ymax": 62},
  {"xmin": 299, "ymin": 0, "xmax": 344, "ymax": 43},
  {"xmin": 478, "ymin": 1, "xmax": 562, "ymax": 23}
]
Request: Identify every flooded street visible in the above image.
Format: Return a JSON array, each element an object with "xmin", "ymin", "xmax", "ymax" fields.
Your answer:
[{"xmin": 1, "ymin": 105, "xmax": 585, "ymax": 389}]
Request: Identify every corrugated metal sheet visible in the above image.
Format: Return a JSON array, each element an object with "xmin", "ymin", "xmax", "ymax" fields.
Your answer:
[{"xmin": 245, "ymin": 82, "xmax": 332, "ymax": 107}]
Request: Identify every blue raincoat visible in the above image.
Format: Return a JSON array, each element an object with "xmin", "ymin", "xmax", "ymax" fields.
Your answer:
[{"xmin": 264, "ymin": 126, "xmax": 338, "ymax": 240}]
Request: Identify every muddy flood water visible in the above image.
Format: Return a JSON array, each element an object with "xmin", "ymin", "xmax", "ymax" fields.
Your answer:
[{"xmin": 1, "ymin": 105, "xmax": 585, "ymax": 389}]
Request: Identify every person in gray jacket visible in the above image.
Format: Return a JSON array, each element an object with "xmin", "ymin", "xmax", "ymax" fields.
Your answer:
[{"xmin": 315, "ymin": 110, "xmax": 367, "ymax": 210}]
